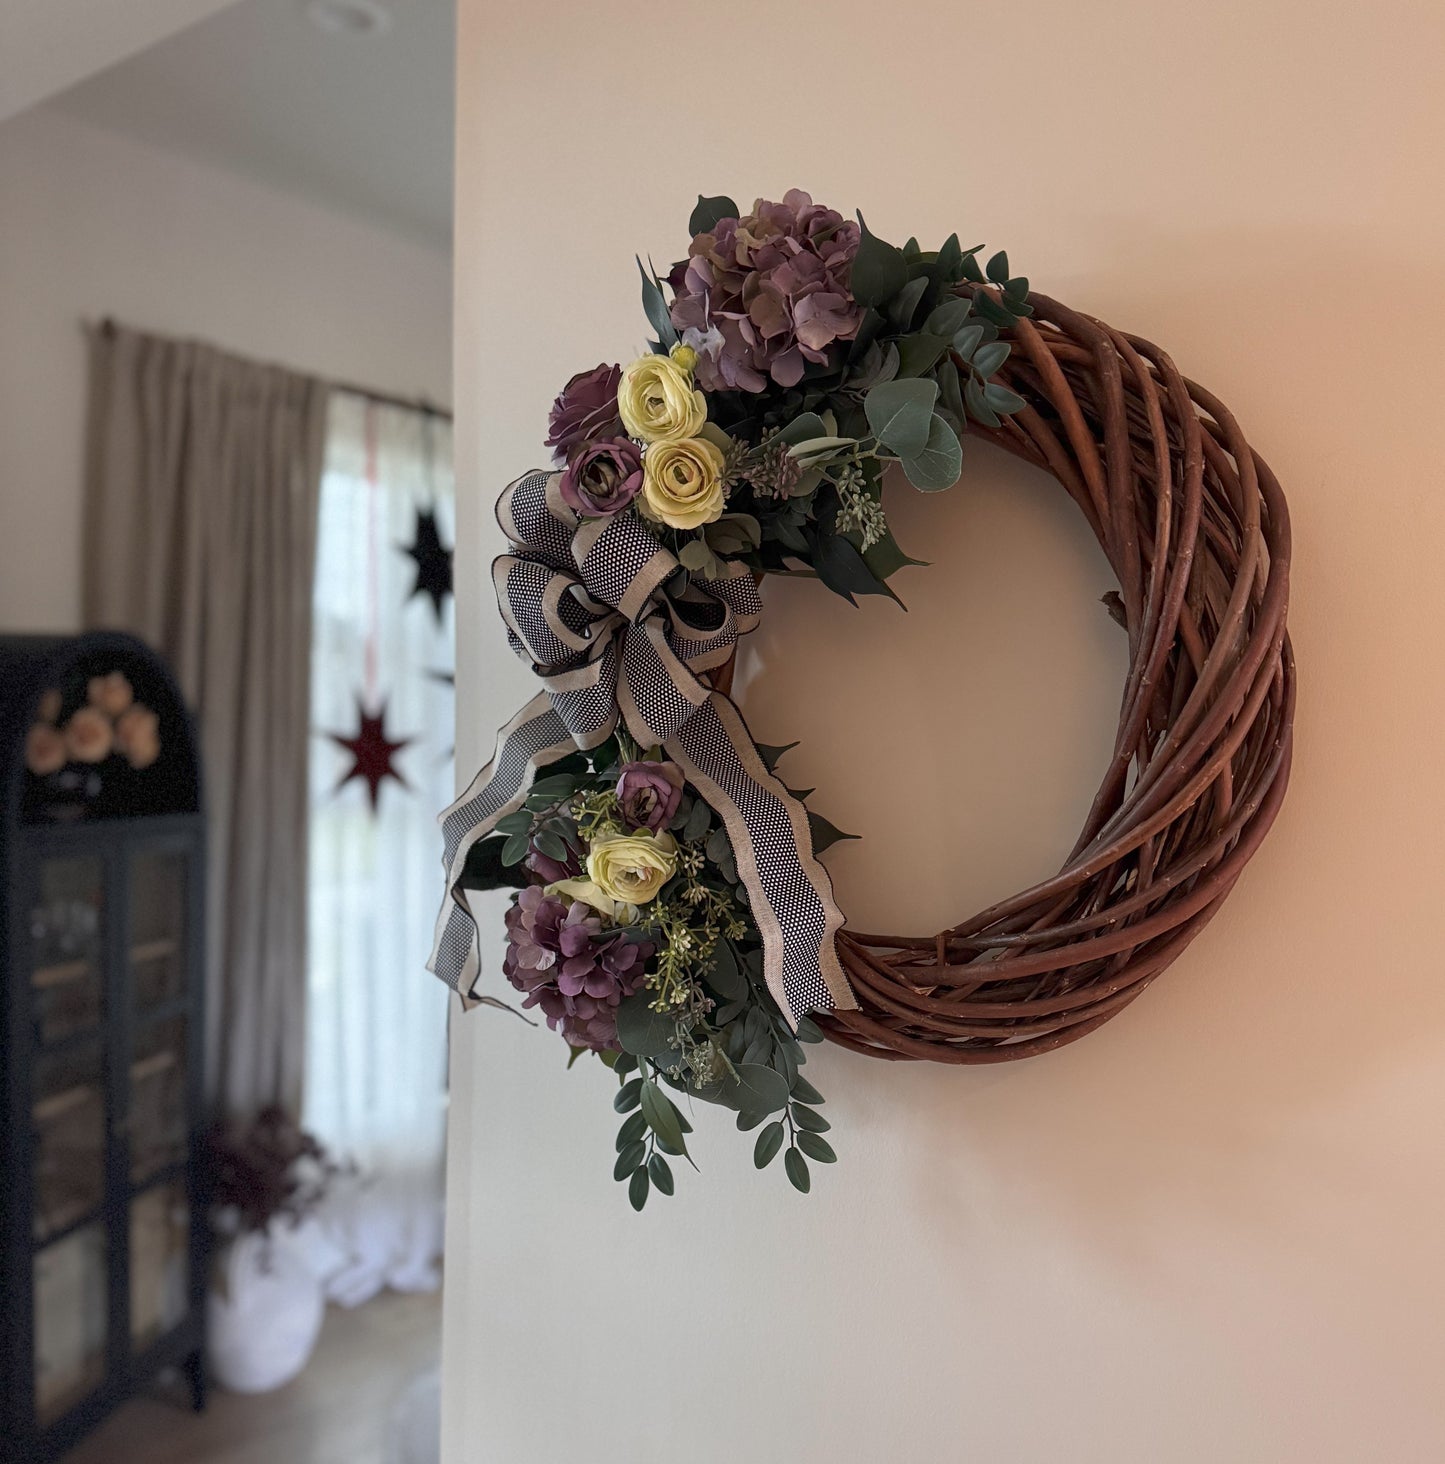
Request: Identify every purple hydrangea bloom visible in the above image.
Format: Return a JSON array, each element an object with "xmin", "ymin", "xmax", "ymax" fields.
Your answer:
[
  {"xmin": 502, "ymin": 886, "xmax": 653, "ymax": 1051},
  {"xmin": 668, "ymin": 191, "xmax": 863, "ymax": 393},
  {"xmin": 545, "ymin": 363, "xmax": 625, "ymax": 464}
]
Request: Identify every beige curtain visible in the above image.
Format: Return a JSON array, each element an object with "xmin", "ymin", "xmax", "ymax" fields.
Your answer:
[{"xmin": 83, "ymin": 321, "xmax": 330, "ymax": 1119}]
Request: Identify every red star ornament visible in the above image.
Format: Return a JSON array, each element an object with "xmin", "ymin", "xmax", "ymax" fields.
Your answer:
[{"xmin": 328, "ymin": 697, "xmax": 414, "ymax": 812}]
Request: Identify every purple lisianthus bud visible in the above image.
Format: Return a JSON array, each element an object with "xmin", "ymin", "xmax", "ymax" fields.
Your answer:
[
  {"xmin": 545, "ymin": 363, "xmax": 624, "ymax": 464},
  {"xmin": 616, "ymin": 760, "xmax": 685, "ymax": 832},
  {"xmin": 558, "ymin": 438, "xmax": 643, "ymax": 518}
]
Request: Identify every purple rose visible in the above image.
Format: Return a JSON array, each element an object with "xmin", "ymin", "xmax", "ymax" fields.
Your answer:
[
  {"xmin": 545, "ymin": 363, "xmax": 624, "ymax": 464},
  {"xmin": 558, "ymin": 438, "xmax": 643, "ymax": 518},
  {"xmin": 616, "ymin": 760, "xmax": 684, "ymax": 831}
]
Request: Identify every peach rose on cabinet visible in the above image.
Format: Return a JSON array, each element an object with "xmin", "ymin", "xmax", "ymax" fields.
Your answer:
[
  {"xmin": 88, "ymin": 671, "xmax": 135, "ymax": 717},
  {"xmin": 25, "ymin": 723, "xmax": 67, "ymax": 776},
  {"xmin": 115, "ymin": 705, "xmax": 162, "ymax": 770},
  {"xmin": 64, "ymin": 706, "xmax": 114, "ymax": 764}
]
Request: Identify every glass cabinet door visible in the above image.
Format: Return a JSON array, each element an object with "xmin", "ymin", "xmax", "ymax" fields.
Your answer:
[
  {"xmin": 126, "ymin": 843, "xmax": 194, "ymax": 1356},
  {"xmin": 28, "ymin": 854, "xmax": 109, "ymax": 1424}
]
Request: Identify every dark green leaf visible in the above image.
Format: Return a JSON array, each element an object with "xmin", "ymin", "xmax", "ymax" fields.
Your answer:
[
  {"xmin": 612, "ymin": 1051, "xmax": 638, "ymax": 1078},
  {"xmin": 812, "ymin": 530, "xmax": 895, "ymax": 606},
  {"xmin": 615, "ymin": 991, "xmax": 678, "ymax": 1060},
  {"xmin": 851, "ymin": 214, "xmax": 909, "ymax": 307},
  {"xmin": 613, "ymin": 1077, "xmax": 643, "ymax": 1114},
  {"xmin": 755, "ymin": 741, "xmax": 798, "ymax": 772},
  {"xmin": 973, "ymin": 291, "xmax": 1014, "ymax": 327},
  {"xmin": 500, "ymin": 832, "xmax": 530, "ymax": 866},
  {"xmin": 647, "ymin": 1153, "xmax": 675, "ymax": 1195},
  {"xmin": 637, "ymin": 257, "xmax": 678, "ymax": 348},
  {"xmin": 628, "ymin": 1166, "xmax": 650, "ymax": 1211},
  {"xmin": 784, "ymin": 1148, "xmax": 811, "ymax": 1193},
  {"xmin": 742, "ymin": 1036, "xmax": 772, "ymax": 1067},
  {"xmin": 886, "ymin": 275, "xmax": 929, "ymax": 330},
  {"xmin": 808, "ymin": 809, "xmax": 860, "ymax": 854},
  {"xmin": 1004, "ymin": 274, "xmax": 1030, "ymax": 302},
  {"xmin": 735, "ymin": 1109, "xmax": 769, "ymax": 1132},
  {"xmin": 457, "ymin": 837, "xmax": 530, "ymax": 893},
  {"xmin": 864, "ymin": 378, "xmax": 937, "ymax": 458},
  {"xmin": 526, "ymin": 773, "xmax": 579, "ymax": 802},
  {"xmin": 495, "ymin": 809, "xmax": 533, "ymax": 836},
  {"xmin": 985, "ymin": 250, "xmax": 1010, "ymax": 284},
  {"xmin": 533, "ymin": 829, "xmax": 568, "ymax": 862},
  {"xmin": 961, "ymin": 251, "xmax": 985, "ymax": 284},
  {"xmin": 796, "ymin": 1131, "xmax": 837, "ymax": 1164},
  {"xmin": 863, "ymin": 523, "xmax": 928, "ymax": 588},
  {"xmin": 774, "ymin": 412, "xmax": 828, "ymax": 448},
  {"xmin": 792, "ymin": 1104, "xmax": 831, "ymax": 1133},
  {"xmin": 754, "ymin": 1121, "xmax": 786, "ymax": 1168},
  {"xmin": 894, "ymin": 332, "xmax": 949, "ymax": 379},
  {"xmin": 614, "ymin": 1142, "xmax": 646, "ymax": 1180},
  {"xmin": 795, "ymin": 1017, "xmax": 825, "ymax": 1045},
  {"xmin": 726, "ymin": 1062, "xmax": 792, "ymax": 1119},
  {"xmin": 616, "ymin": 1110, "xmax": 647, "ymax": 1150},
  {"xmin": 901, "ymin": 415, "xmax": 963, "ymax": 492},
  {"xmin": 688, "ymin": 194, "xmax": 738, "ymax": 235},
  {"xmin": 791, "ymin": 1073, "xmax": 825, "ymax": 1102},
  {"xmin": 936, "ymin": 232, "xmax": 963, "ymax": 280}
]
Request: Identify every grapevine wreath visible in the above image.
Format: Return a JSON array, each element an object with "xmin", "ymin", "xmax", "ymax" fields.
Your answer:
[{"xmin": 429, "ymin": 191, "xmax": 1294, "ymax": 1207}]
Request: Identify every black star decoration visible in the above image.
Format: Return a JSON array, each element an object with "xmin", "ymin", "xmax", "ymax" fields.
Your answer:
[
  {"xmin": 328, "ymin": 697, "xmax": 413, "ymax": 812},
  {"xmin": 400, "ymin": 507, "xmax": 453, "ymax": 621}
]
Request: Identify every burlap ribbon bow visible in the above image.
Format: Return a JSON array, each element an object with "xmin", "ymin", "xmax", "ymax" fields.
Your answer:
[{"xmin": 428, "ymin": 468, "xmax": 855, "ymax": 1028}]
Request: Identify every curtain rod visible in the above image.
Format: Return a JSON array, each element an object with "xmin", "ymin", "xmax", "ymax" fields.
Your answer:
[{"xmin": 92, "ymin": 317, "xmax": 453, "ymax": 423}]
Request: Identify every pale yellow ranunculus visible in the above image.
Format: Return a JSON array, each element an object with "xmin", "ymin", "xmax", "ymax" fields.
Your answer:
[
  {"xmin": 585, "ymin": 830, "xmax": 678, "ymax": 907},
  {"xmin": 618, "ymin": 354, "xmax": 706, "ymax": 444},
  {"xmin": 640, "ymin": 437, "xmax": 727, "ymax": 530},
  {"xmin": 546, "ymin": 877, "xmax": 639, "ymax": 925}
]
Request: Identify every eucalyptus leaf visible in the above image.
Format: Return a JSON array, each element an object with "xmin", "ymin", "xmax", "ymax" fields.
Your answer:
[
  {"xmin": 797, "ymin": 1132, "xmax": 837, "ymax": 1164},
  {"xmin": 864, "ymin": 378, "xmax": 937, "ymax": 458},
  {"xmin": 902, "ymin": 416, "xmax": 963, "ymax": 492},
  {"xmin": 985, "ymin": 250, "xmax": 1010, "ymax": 284},
  {"xmin": 614, "ymin": 1142, "xmax": 646, "ymax": 1180},
  {"xmin": 754, "ymin": 1122, "xmax": 785, "ymax": 1168},
  {"xmin": 615, "ymin": 991, "xmax": 678, "ymax": 1061},
  {"xmin": 925, "ymin": 295, "xmax": 973, "ymax": 338},
  {"xmin": 628, "ymin": 1166, "xmax": 650, "ymax": 1211},
  {"xmin": 965, "ymin": 373, "xmax": 1002, "ymax": 428},
  {"xmin": 984, "ymin": 382, "xmax": 1027, "ymax": 416},
  {"xmin": 647, "ymin": 1153, "xmax": 675, "ymax": 1195},
  {"xmin": 972, "ymin": 341, "xmax": 1010, "ymax": 378},
  {"xmin": 784, "ymin": 1148, "xmax": 811, "ymax": 1193},
  {"xmin": 707, "ymin": 939, "xmax": 747, "ymax": 1001},
  {"xmin": 952, "ymin": 322, "xmax": 985, "ymax": 360},
  {"xmin": 681, "ymin": 796, "xmax": 713, "ymax": 844},
  {"xmin": 640, "ymin": 1079, "xmax": 688, "ymax": 1153},
  {"xmin": 886, "ymin": 275, "xmax": 929, "ymax": 330},
  {"xmin": 773, "ymin": 412, "xmax": 828, "ymax": 447}
]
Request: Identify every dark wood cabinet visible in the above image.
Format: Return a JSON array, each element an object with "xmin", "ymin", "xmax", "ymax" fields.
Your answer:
[{"xmin": 0, "ymin": 633, "xmax": 206, "ymax": 1464}]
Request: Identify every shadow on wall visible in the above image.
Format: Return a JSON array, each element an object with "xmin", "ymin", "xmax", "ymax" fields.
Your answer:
[{"xmin": 736, "ymin": 219, "xmax": 1445, "ymax": 1347}]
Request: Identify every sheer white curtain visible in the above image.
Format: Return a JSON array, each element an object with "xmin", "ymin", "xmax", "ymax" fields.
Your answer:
[{"xmin": 304, "ymin": 391, "xmax": 453, "ymax": 1304}]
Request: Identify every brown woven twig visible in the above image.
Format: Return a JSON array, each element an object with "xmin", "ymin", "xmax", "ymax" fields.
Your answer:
[{"xmin": 730, "ymin": 290, "xmax": 1295, "ymax": 1064}]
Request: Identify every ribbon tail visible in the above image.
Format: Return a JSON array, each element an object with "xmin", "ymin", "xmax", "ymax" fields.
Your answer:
[
  {"xmin": 428, "ymin": 691, "xmax": 579, "ymax": 1005},
  {"xmin": 665, "ymin": 693, "xmax": 855, "ymax": 1029}
]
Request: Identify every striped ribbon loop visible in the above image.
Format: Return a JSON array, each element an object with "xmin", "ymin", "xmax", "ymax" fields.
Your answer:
[{"xmin": 428, "ymin": 468, "xmax": 855, "ymax": 1029}]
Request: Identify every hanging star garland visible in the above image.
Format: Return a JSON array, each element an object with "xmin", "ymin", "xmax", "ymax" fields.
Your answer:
[
  {"xmin": 400, "ymin": 507, "xmax": 453, "ymax": 621},
  {"xmin": 328, "ymin": 697, "xmax": 413, "ymax": 811}
]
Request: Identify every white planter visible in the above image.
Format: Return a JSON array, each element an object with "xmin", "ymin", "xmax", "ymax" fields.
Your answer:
[{"xmin": 205, "ymin": 1225, "xmax": 325, "ymax": 1393}]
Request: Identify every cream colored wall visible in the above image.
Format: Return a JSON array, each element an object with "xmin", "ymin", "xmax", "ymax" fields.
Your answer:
[
  {"xmin": 0, "ymin": 104, "xmax": 452, "ymax": 632},
  {"xmin": 446, "ymin": 1, "xmax": 1445, "ymax": 1459}
]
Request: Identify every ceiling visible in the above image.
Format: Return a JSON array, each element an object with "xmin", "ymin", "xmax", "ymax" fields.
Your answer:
[
  {"xmin": 0, "ymin": 0, "xmax": 240, "ymax": 123},
  {"xmin": 49, "ymin": 0, "xmax": 454, "ymax": 252}
]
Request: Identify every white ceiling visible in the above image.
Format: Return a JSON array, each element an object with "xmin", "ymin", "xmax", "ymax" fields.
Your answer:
[
  {"xmin": 49, "ymin": 0, "xmax": 454, "ymax": 252},
  {"xmin": 0, "ymin": 0, "xmax": 241, "ymax": 123}
]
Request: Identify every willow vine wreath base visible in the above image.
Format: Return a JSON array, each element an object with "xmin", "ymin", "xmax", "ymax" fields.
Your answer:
[
  {"xmin": 429, "ymin": 190, "xmax": 1294, "ymax": 1205},
  {"xmin": 795, "ymin": 292, "xmax": 1295, "ymax": 1065}
]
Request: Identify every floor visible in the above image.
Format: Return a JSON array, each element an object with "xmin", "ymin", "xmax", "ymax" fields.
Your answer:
[{"xmin": 62, "ymin": 1288, "xmax": 442, "ymax": 1464}]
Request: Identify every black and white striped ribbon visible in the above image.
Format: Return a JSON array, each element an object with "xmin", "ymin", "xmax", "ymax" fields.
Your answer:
[{"xmin": 427, "ymin": 468, "xmax": 855, "ymax": 1029}]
